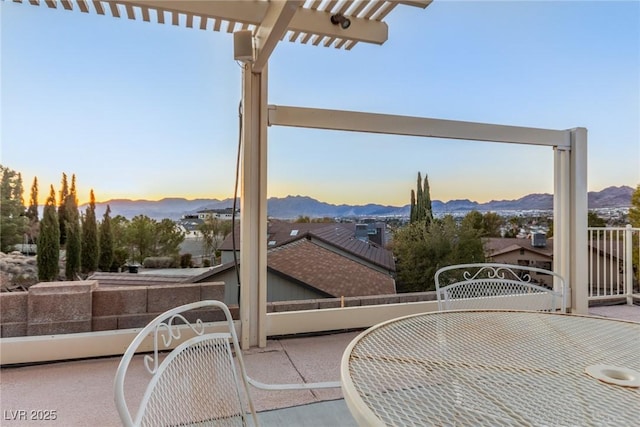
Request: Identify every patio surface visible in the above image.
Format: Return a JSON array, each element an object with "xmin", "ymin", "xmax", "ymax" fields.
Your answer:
[{"xmin": 1, "ymin": 305, "xmax": 638, "ymax": 426}]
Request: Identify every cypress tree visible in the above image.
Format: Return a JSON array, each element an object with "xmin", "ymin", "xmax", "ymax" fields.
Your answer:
[
  {"xmin": 0, "ymin": 166, "xmax": 28, "ymax": 252},
  {"xmin": 415, "ymin": 172, "xmax": 424, "ymax": 222},
  {"xmin": 81, "ymin": 189, "xmax": 99, "ymax": 274},
  {"xmin": 58, "ymin": 173, "xmax": 69, "ymax": 246},
  {"xmin": 98, "ymin": 205, "xmax": 114, "ymax": 271},
  {"xmin": 422, "ymin": 174, "xmax": 433, "ymax": 225},
  {"xmin": 26, "ymin": 177, "xmax": 39, "ymax": 221},
  {"xmin": 410, "ymin": 172, "xmax": 433, "ymax": 224},
  {"xmin": 64, "ymin": 175, "xmax": 81, "ymax": 280},
  {"xmin": 410, "ymin": 189, "xmax": 416, "ymax": 223},
  {"xmin": 25, "ymin": 177, "xmax": 40, "ymax": 248},
  {"xmin": 38, "ymin": 186, "xmax": 60, "ymax": 281}
]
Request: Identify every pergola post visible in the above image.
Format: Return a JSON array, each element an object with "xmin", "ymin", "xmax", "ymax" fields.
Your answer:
[
  {"xmin": 570, "ymin": 127, "xmax": 589, "ymax": 314},
  {"xmin": 553, "ymin": 142, "xmax": 571, "ymax": 310},
  {"xmin": 239, "ymin": 64, "xmax": 268, "ymax": 349}
]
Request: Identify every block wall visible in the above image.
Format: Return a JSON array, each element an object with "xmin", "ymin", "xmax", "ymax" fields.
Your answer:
[{"xmin": 0, "ymin": 282, "xmax": 434, "ymax": 338}]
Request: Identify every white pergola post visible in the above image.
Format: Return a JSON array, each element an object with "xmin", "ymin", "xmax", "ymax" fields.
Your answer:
[
  {"xmin": 554, "ymin": 141, "xmax": 571, "ymax": 311},
  {"xmin": 570, "ymin": 128, "xmax": 589, "ymax": 314},
  {"xmin": 239, "ymin": 64, "xmax": 269, "ymax": 349}
]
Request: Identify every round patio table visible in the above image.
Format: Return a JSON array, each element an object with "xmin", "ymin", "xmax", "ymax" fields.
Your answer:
[{"xmin": 341, "ymin": 310, "xmax": 640, "ymax": 426}]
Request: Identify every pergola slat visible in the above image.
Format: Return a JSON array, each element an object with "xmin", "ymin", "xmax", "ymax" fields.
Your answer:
[
  {"xmin": 77, "ymin": 0, "xmax": 89, "ymax": 13},
  {"xmin": 13, "ymin": 0, "xmax": 427, "ymax": 50},
  {"xmin": 92, "ymin": 0, "xmax": 104, "ymax": 15},
  {"xmin": 108, "ymin": 1, "xmax": 120, "ymax": 18}
]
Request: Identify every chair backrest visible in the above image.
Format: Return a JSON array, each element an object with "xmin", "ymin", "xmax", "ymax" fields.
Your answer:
[
  {"xmin": 434, "ymin": 263, "xmax": 566, "ymax": 312},
  {"xmin": 114, "ymin": 300, "xmax": 258, "ymax": 427}
]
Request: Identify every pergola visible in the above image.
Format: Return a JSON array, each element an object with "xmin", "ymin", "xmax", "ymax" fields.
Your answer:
[{"xmin": 12, "ymin": 0, "xmax": 588, "ymax": 349}]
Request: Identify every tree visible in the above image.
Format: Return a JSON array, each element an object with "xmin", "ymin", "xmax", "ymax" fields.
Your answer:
[
  {"xmin": 481, "ymin": 212, "xmax": 504, "ymax": 237},
  {"xmin": 64, "ymin": 177, "xmax": 81, "ymax": 280},
  {"xmin": 410, "ymin": 172, "xmax": 433, "ymax": 225},
  {"xmin": 110, "ymin": 215, "xmax": 130, "ymax": 270},
  {"xmin": 629, "ymin": 185, "xmax": 640, "ymax": 280},
  {"xmin": 460, "ymin": 211, "xmax": 504, "ymax": 237},
  {"xmin": 98, "ymin": 205, "xmax": 114, "ymax": 271},
  {"xmin": 81, "ymin": 189, "xmax": 99, "ymax": 274},
  {"xmin": 127, "ymin": 215, "xmax": 157, "ymax": 263},
  {"xmin": 25, "ymin": 176, "xmax": 40, "ymax": 248},
  {"xmin": 629, "ymin": 184, "xmax": 640, "ymax": 227},
  {"xmin": 38, "ymin": 185, "xmax": 60, "ymax": 281},
  {"xmin": 58, "ymin": 172, "xmax": 69, "ymax": 246},
  {"xmin": 393, "ymin": 215, "xmax": 484, "ymax": 292},
  {"xmin": 393, "ymin": 174, "xmax": 484, "ymax": 292},
  {"xmin": 588, "ymin": 211, "xmax": 607, "ymax": 228},
  {"xmin": 197, "ymin": 218, "xmax": 232, "ymax": 264},
  {"xmin": 155, "ymin": 218, "xmax": 185, "ymax": 258},
  {"xmin": 0, "ymin": 165, "xmax": 27, "ymax": 252},
  {"xmin": 504, "ymin": 216, "xmax": 522, "ymax": 238},
  {"xmin": 409, "ymin": 190, "xmax": 416, "ymax": 223}
]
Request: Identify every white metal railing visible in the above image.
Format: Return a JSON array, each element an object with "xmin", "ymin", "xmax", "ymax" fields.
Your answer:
[{"xmin": 588, "ymin": 225, "xmax": 639, "ymax": 304}]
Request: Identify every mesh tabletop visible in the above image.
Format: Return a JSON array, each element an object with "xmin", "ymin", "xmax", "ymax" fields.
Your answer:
[{"xmin": 340, "ymin": 311, "xmax": 640, "ymax": 427}]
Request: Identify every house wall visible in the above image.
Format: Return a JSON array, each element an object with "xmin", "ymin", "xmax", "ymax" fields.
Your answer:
[
  {"xmin": 266, "ymin": 271, "xmax": 327, "ymax": 302},
  {"xmin": 221, "ymin": 249, "xmax": 237, "ymax": 265},
  {"xmin": 487, "ymin": 250, "xmax": 554, "ymax": 287}
]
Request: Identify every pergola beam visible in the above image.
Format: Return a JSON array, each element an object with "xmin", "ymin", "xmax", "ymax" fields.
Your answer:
[
  {"xmin": 252, "ymin": 0, "xmax": 302, "ymax": 73},
  {"xmin": 268, "ymin": 105, "xmax": 570, "ymax": 148},
  {"xmin": 111, "ymin": 1, "xmax": 388, "ymax": 45}
]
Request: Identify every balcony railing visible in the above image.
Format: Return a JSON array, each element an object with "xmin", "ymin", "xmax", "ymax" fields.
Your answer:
[{"xmin": 588, "ymin": 225, "xmax": 640, "ymax": 304}]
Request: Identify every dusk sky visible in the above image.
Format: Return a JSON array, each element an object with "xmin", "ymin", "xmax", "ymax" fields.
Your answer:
[{"xmin": 2, "ymin": 1, "xmax": 639, "ymax": 207}]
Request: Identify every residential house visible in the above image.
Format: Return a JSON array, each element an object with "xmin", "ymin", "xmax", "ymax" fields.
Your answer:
[
  {"xmin": 197, "ymin": 208, "xmax": 237, "ymax": 221},
  {"xmin": 485, "ymin": 233, "xmax": 627, "ymax": 294},
  {"xmin": 484, "ymin": 234, "xmax": 554, "ymax": 287},
  {"xmin": 196, "ymin": 220, "xmax": 396, "ymax": 303}
]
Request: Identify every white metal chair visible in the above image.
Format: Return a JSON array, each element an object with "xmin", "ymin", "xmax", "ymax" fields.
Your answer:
[
  {"xmin": 114, "ymin": 300, "xmax": 340, "ymax": 427},
  {"xmin": 434, "ymin": 263, "xmax": 566, "ymax": 312}
]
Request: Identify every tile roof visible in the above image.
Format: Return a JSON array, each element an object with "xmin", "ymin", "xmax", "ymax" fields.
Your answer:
[
  {"xmin": 484, "ymin": 237, "xmax": 554, "ymax": 258},
  {"xmin": 220, "ymin": 220, "xmax": 395, "ymax": 271},
  {"xmin": 308, "ymin": 224, "xmax": 395, "ymax": 271},
  {"xmin": 267, "ymin": 239, "xmax": 395, "ymax": 298}
]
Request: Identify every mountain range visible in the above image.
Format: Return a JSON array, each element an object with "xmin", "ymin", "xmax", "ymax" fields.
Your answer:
[{"xmin": 84, "ymin": 186, "xmax": 634, "ymax": 221}]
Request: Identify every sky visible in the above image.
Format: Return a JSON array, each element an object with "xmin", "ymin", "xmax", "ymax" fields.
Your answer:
[{"xmin": 1, "ymin": 0, "xmax": 639, "ymax": 207}]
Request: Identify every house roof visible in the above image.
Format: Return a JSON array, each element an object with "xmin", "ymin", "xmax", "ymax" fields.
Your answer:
[
  {"xmin": 309, "ymin": 223, "xmax": 395, "ymax": 271},
  {"xmin": 220, "ymin": 220, "xmax": 395, "ymax": 271},
  {"xmin": 484, "ymin": 237, "xmax": 554, "ymax": 258},
  {"xmin": 267, "ymin": 239, "xmax": 395, "ymax": 297}
]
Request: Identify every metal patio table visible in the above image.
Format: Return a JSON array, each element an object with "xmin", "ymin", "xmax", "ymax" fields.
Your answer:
[{"xmin": 340, "ymin": 310, "xmax": 640, "ymax": 426}]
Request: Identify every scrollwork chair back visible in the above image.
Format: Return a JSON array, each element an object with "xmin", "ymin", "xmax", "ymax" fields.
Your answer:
[{"xmin": 434, "ymin": 263, "xmax": 566, "ymax": 312}]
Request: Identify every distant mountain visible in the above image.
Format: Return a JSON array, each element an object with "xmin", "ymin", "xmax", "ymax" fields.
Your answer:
[
  {"xmin": 88, "ymin": 197, "xmax": 236, "ymax": 221},
  {"xmin": 83, "ymin": 186, "xmax": 634, "ymax": 220}
]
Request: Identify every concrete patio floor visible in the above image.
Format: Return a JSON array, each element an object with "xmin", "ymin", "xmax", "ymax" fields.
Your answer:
[{"xmin": 1, "ymin": 305, "xmax": 638, "ymax": 426}]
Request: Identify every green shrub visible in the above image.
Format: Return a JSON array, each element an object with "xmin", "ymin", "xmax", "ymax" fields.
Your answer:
[
  {"xmin": 180, "ymin": 253, "xmax": 193, "ymax": 268},
  {"xmin": 143, "ymin": 256, "xmax": 176, "ymax": 269}
]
